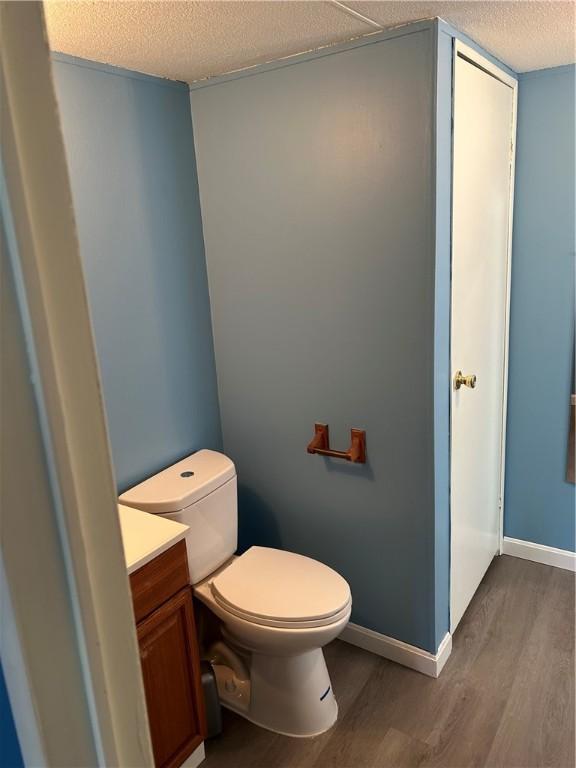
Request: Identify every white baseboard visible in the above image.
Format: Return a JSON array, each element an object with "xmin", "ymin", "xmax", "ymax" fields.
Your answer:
[
  {"xmin": 181, "ymin": 742, "xmax": 205, "ymax": 768},
  {"xmin": 339, "ymin": 624, "xmax": 452, "ymax": 678},
  {"xmin": 502, "ymin": 537, "xmax": 576, "ymax": 572}
]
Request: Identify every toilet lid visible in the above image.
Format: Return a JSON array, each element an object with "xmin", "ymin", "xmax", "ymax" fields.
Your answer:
[{"xmin": 211, "ymin": 546, "xmax": 351, "ymax": 625}]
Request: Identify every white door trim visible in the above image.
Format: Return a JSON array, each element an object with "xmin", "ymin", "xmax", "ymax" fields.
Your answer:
[
  {"xmin": 1, "ymin": 4, "xmax": 153, "ymax": 766},
  {"xmin": 449, "ymin": 41, "xmax": 517, "ymax": 632},
  {"xmin": 455, "ymin": 41, "xmax": 517, "ymax": 89},
  {"xmin": 340, "ymin": 624, "xmax": 452, "ymax": 678}
]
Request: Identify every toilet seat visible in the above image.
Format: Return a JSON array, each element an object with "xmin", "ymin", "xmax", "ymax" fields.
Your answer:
[{"xmin": 211, "ymin": 546, "xmax": 351, "ymax": 629}]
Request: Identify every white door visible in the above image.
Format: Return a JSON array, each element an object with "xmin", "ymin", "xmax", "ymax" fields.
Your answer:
[{"xmin": 450, "ymin": 45, "xmax": 516, "ymax": 632}]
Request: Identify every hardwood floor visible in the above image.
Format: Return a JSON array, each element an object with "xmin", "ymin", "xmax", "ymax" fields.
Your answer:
[{"xmin": 203, "ymin": 556, "xmax": 575, "ymax": 768}]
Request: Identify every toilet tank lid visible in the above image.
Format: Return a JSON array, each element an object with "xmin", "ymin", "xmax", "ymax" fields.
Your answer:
[{"xmin": 118, "ymin": 450, "xmax": 236, "ymax": 514}]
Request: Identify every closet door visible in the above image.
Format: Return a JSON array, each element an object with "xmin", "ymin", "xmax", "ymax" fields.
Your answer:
[{"xmin": 450, "ymin": 44, "xmax": 516, "ymax": 632}]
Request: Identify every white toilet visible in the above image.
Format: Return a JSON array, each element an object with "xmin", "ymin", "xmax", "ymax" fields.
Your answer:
[{"xmin": 119, "ymin": 449, "xmax": 352, "ymax": 737}]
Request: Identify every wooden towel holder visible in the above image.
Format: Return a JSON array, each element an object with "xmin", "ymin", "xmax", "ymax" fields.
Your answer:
[{"xmin": 307, "ymin": 423, "xmax": 366, "ymax": 464}]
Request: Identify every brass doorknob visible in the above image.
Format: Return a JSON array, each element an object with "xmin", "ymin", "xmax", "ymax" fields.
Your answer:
[{"xmin": 454, "ymin": 370, "xmax": 477, "ymax": 390}]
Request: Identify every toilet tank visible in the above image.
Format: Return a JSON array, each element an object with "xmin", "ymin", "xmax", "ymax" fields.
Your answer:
[{"xmin": 119, "ymin": 450, "xmax": 237, "ymax": 583}]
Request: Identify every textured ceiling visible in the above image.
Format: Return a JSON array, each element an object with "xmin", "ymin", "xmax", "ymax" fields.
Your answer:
[
  {"xmin": 44, "ymin": 1, "xmax": 576, "ymax": 83},
  {"xmin": 350, "ymin": 1, "xmax": 576, "ymax": 71}
]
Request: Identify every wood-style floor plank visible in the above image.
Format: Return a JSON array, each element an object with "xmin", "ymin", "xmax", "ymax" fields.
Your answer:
[
  {"xmin": 486, "ymin": 565, "xmax": 575, "ymax": 768},
  {"xmin": 203, "ymin": 555, "xmax": 575, "ymax": 768},
  {"xmin": 420, "ymin": 557, "xmax": 557, "ymax": 767}
]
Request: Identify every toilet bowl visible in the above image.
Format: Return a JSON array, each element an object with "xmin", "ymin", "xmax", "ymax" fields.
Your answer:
[
  {"xmin": 119, "ymin": 450, "xmax": 352, "ymax": 737},
  {"xmin": 194, "ymin": 547, "xmax": 351, "ymax": 737}
]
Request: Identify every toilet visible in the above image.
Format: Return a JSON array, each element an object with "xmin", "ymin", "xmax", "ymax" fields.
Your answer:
[{"xmin": 119, "ymin": 449, "xmax": 352, "ymax": 737}]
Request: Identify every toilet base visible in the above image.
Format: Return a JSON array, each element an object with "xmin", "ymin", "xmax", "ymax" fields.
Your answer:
[{"xmin": 214, "ymin": 648, "xmax": 338, "ymax": 737}]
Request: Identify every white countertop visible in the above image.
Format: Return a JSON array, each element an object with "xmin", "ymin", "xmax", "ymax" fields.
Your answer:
[{"xmin": 118, "ymin": 503, "xmax": 189, "ymax": 575}]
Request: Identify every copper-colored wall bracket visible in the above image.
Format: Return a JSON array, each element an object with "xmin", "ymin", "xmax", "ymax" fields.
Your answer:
[{"xmin": 307, "ymin": 423, "xmax": 366, "ymax": 464}]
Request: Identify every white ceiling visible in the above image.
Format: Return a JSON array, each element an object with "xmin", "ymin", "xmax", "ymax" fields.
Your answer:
[{"xmin": 44, "ymin": 1, "xmax": 576, "ymax": 83}]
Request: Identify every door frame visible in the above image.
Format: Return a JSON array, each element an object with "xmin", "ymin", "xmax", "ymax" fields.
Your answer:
[
  {"xmin": 1, "ymin": 3, "xmax": 154, "ymax": 765},
  {"xmin": 449, "ymin": 41, "xmax": 517, "ymax": 630}
]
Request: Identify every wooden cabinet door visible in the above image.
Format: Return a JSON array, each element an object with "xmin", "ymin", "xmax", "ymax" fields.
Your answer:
[{"xmin": 137, "ymin": 587, "xmax": 206, "ymax": 768}]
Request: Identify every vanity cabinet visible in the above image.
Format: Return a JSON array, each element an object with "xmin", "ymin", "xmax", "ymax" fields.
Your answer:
[{"xmin": 130, "ymin": 540, "xmax": 206, "ymax": 768}]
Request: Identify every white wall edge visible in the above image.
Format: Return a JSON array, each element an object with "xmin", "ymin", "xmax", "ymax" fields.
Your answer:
[
  {"xmin": 339, "ymin": 624, "xmax": 452, "ymax": 678},
  {"xmin": 1, "ymin": 4, "xmax": 154, "ymax": 765},
  {"xmin": 502, "ymin": 537, "xmax": 576, "ymax": 572}
]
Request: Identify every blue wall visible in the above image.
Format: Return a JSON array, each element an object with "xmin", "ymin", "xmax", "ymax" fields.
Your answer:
[
  {"xmin": 505, "ymin": 65, "xmax": 576, "ymax": 552},
  {"xmin": 51, "ymin": 55, "xmax": 222, "ymax": 491},
  {"xmin": 192, "ymin": 24, "xmax": 445, "ymax": 652},
  {"xmin": 0, "ymin": 662, "xmax": 24, "ymax": 768}
]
